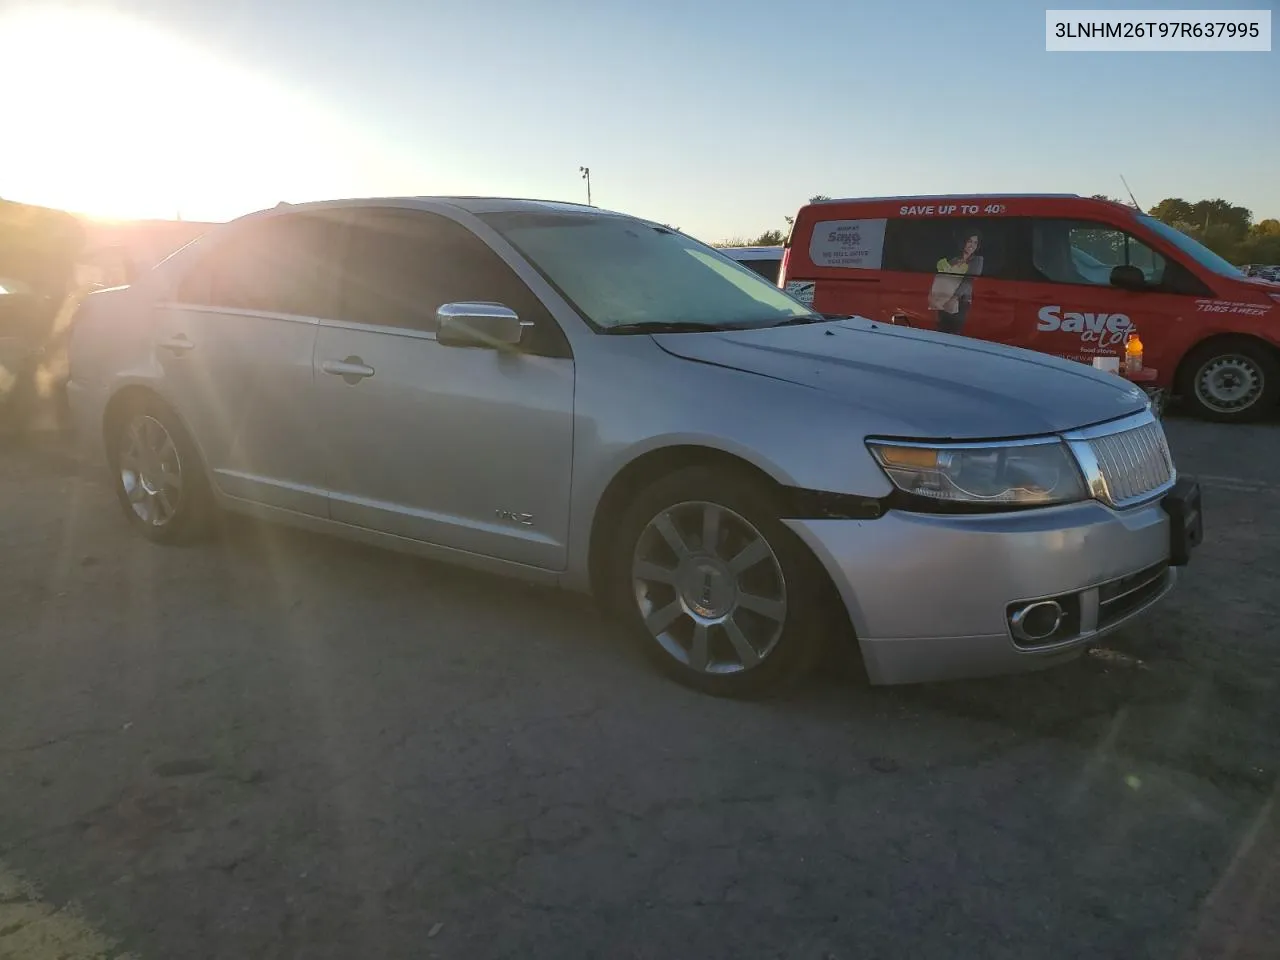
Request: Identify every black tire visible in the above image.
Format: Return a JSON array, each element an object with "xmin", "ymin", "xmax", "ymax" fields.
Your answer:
[
  {"xmin": 607, "ymin": 466, "xmax": 837, "ymax": 698},
  {"xmin": 1179, "ymin": 337, "xmax": 1279, "ymax": 423},
  {"xmin": 106, "ymin": 394, "xmax": 215, "ymax": 544}
]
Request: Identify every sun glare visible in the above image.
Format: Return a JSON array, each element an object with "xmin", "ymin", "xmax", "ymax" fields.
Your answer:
[{"xmin": 0, "ymin": 6, "xmax": 399, "ymax": 222}]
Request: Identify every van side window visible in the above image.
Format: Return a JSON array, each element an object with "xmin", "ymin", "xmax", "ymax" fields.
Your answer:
[
  {"xmin": 882, "ymin": 218, "xmax": 1016, "ymax": 280},
  {"xmin": 1030, "ymin": 219, "xmax": 1166, "ymax": 287},
  {"xmin": 176, "ymin": 214, "xmax": 344, "ymax": 318}
]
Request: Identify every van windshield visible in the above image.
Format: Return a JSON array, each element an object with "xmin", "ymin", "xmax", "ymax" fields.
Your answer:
[
  {"xmin": 1137, "ymin": 215, "xmax": 1244, "ymax": 279},
  {"xmin": 479, "ymin": 212, "xmax": 816, "ymax": 332}
]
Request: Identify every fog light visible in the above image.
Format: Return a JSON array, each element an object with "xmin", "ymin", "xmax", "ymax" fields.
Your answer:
[{"xmin": 1009, "ymin": 600, "xmax": 1065, "ymax": 643}]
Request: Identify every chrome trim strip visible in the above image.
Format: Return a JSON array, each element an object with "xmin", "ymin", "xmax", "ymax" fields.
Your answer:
[
  {"xmin": 866, "ymin": 435, "xmax": 1064, "ymax": 451},
  {"xmin": 1066, "ymin": 437, "xmax": 1111, "ymax": 504},
  {"xmin": 1060, "ymin": 408, "xmax": 1158, "ymax": 442},
  {"xmin": 317, "ymin": 318, "xmax": 439, "ymax": 341},
  {"xmin": 1062, "ymin": 408, "xmax": 1177, "ymax": 509},
  {"xmin": 157, "ymin": 302, "xmax": 321, "ymax": 325},
  {"xmin": 156, "ymin": 303, "xmax": 442, "ymax": 342}
]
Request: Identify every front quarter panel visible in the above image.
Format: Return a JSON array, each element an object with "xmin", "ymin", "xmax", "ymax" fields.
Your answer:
[{"xmin": 563, "ymin": 335, "xmax": 893, "ymax": 588}]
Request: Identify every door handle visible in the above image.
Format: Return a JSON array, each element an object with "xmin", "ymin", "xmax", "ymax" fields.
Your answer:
[
  {"xmin": 158, "ymin": 334, "xmax": 194, "ymax": 354},
  {"xmin": 321, "ymin": 356, "xmax": 375, "ymax": 384}
]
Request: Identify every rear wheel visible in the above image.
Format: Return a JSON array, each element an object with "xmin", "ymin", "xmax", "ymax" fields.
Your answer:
[
  {"xmin": 1181, "ymin": 338, "xmax": 1278, "ymax": 422},
  {"xmin": 609, "ymin": 467, "xmax": 833, "ymax": 698},
  {"xmin": 108, "ymin": 395, "xmax": 214, "ymax": 543}
]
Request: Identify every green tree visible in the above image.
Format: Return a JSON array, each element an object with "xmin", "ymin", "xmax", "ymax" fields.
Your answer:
[
  {"xmin": 1236, "ymin": 232, "xmax": 1280, "ymax": 266},
  {"xmin": 751, "ymin": 229, "xmax": 786, "ymax": 246},
  {"xmin": 1149, "ymin": 198, "xmax": 1195, "ymax": 225},
  {"xmin": 1187, "ymin": 199, "xmax": 1252, "ymax": 241},
  {"xmin": 1147, "ymin": 196, "xmax": 1276, "ymax": 264}
]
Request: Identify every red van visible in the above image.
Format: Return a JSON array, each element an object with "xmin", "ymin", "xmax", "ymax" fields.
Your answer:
[{"xmin": 779, "ymin": 194, "xmax": 1280, "ymax": 421}]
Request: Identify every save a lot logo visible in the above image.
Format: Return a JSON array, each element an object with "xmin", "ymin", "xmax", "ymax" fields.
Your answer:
[{"xmin": 1037, "ymin": 304, "xmax": 1132, "ymax": 351}]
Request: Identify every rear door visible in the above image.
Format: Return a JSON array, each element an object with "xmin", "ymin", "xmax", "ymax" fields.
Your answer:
[
  {"xmin": 155, "ymin": 213, "xmax": 344, "ymax": 515},
  {"xmin": 311, "ymin": 208, "xmax": 576, "ymax": 570},
  {"xmin": 786, "ymin": 210, "xmax": 885, "ymax": 317}
]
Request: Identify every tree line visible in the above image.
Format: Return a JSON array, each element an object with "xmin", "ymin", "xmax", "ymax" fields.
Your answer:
[
  {"xmin": 1144, "ymin": 197, "xmax": 1279, "ymax": 266},
  {"xmin": 721, "ymin": 194, "xmax": 1279, "ymax": 266}
]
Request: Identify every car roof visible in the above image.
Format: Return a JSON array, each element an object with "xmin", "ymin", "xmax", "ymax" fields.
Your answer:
[
  {"xmin": 810, "ymin": 193, "xmax": 1081, "ymax": 204},
  {"xmin": 256, "ymin": 196, "xmax": 626, "ymax": 218}
]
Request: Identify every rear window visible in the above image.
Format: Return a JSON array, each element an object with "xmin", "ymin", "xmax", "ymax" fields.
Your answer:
[{"xmin": 807, "ymin": 219, "xmax": 887, "ymax": 270}]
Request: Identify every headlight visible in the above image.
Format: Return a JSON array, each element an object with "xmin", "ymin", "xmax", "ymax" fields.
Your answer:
[{"xmin": 867, "ymin": 438, "xmax": 1087, "ymax": 506}]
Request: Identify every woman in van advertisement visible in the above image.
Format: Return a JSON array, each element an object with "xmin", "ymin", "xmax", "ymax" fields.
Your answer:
[{"xmin": 928, "ymin": 229, "xmax": 982, "ymax": 334}]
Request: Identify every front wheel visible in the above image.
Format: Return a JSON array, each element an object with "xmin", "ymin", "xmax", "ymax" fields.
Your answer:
[
  {"xmin": 609, "ymin": 467, "xmax": 834, "ymax": 698},
  {"xmin": 1181, "ymin": 338, "xmax": 1279, "ymax": 422}
]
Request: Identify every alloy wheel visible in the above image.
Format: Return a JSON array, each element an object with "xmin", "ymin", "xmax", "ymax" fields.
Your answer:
[
  {"xmin": 631, "ymin": 500, "xmax": 787, "ymax": 674},
  {"xmin": 118, "ymin": 414, "xmax": 184, "ymax": 527}
]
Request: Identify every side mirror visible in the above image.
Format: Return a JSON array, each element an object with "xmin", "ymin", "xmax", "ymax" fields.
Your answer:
[
  {"xmin": 435, "ymin": 302, "xmax": 529, "ymax": 349},
  {"xmin": 1110, "ymin": 265, "xmax": 1146, "ymax": 291}
]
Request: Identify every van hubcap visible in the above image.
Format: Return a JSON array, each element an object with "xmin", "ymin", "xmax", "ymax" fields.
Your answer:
[
  {"xmin": 632, "ymin": 501, "xmax": 786, "ymax": 674},
  {"xmin": 119, "ymin": 415, "xmax": 183, "ymax": 526},
  {"xmin": 1196, "ymin": 354, "xmax": 1263, "ymax": 413}
]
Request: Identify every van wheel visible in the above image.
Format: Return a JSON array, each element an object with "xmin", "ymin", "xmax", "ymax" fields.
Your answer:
[
  {"xmin": 609, "ymin": 467, "xmax": 831, "ymax": 698},
  {"xmin": 107, "ymin": 396, "xmax": 214, "ymax": 544},
  {"xmin": 1180, "ymin": 338, "xmax": 1278, "ymax": 422}
]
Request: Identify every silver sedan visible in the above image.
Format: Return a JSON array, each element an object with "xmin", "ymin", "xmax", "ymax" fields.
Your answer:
[{"xmin": 66, "ymin": 197, "xmax": 1202, "ymax": 697}]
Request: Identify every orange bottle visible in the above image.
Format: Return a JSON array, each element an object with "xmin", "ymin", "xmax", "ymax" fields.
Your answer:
[{"xmin": 1124, "ymin": 328, "xmax": 1143, "ymax": 375}]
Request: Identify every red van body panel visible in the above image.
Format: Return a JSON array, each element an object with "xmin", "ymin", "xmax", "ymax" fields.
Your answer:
[{"xmin": 780, "ymin": 195, "xmax": 1280, "ymax": 393}]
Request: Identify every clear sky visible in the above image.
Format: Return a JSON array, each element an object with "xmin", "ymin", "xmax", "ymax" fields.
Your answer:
[{"xmin": 0, "ymin": 0, "xmax": 1275, "ymax": 241}]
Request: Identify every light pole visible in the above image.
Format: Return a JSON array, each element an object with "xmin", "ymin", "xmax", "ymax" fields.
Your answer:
[{"xmin": 579, "ymin": 166, "xmax": 592, "ymax": 206}]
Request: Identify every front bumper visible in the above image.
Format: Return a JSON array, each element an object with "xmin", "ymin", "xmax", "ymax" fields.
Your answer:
[{"xmin": 786, "ymin": 496, "xmax": 1178, "ymax": 686}]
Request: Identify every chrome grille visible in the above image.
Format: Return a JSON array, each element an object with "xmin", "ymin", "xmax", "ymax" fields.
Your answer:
[{"xmin": 1065, "ymin": 412, "xmax": 1176, "ymax": 509}]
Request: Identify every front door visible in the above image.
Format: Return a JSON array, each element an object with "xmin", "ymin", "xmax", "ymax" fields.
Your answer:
[
  {"xmin": 153, "ymin": 213, "xmax": 345, "ymax": 516},
  {"xmin": 312, "ymin": 209, "xmax": 576, "ymax": 570},
  {"xmin": 1016, "ymin": 217, "xmax": 1190, "ymax": 370}
]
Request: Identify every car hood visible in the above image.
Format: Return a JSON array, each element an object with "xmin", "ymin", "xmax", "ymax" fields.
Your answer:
[
  {"xmin": 1238, "ymin": 274, "xmax": 1280, "ymax": 292},
  {"xmin": 651, "ymin": 318, "xmax": 1149, "ymax": 439}
]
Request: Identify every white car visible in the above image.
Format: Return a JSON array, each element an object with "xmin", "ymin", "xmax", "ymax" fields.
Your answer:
[
  {"xmin": 66, "ymin": 197, "xmax": 1200, "ymax": 697},
  {"xmin": 720, "ymin": 246, "xmax": 784, "ymax": 284}
]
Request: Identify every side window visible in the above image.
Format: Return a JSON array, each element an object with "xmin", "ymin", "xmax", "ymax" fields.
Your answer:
[
  {"xmin": 339, "ymin": 210, "xmax": 568, "ymax": 357},
  {"xmin": 882, "ymin": 218, "xmax": 1018, "ymax": 280},
  {"xmin": 175, "ymin": 214, "xmax": 344, "ymax": 317},
  {"xmin": 1030, "ymin": 219, "xmax": 1167, "ymax": 287}
]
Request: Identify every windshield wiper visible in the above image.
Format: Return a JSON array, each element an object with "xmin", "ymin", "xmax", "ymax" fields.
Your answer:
[{"xmin": 765, "ymin": 314, "xmax": 831, "ymax": 328}]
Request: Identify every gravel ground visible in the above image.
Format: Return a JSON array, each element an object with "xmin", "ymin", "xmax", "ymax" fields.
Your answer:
[{"xmin": 1, "ymin": 412, "xmax": 1277, "ymax": 960}]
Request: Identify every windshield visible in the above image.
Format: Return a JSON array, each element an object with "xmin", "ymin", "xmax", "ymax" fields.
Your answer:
[
  {"xmin": 479, "ymin": 212, "xmax": 815, "ymax": 331},
  {"xmin": 1137, "ymin": 215, "xmax": 1245, "ymax": 278}
]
